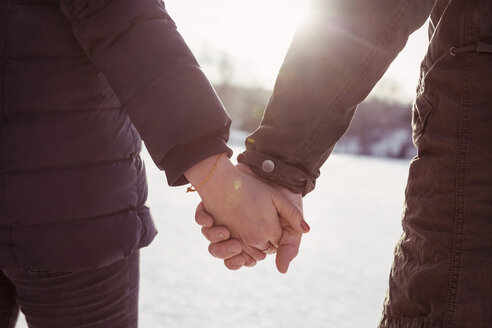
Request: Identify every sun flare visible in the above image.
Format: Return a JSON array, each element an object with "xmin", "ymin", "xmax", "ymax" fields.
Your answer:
[
  {"xmin": 167, "ymin": 0, "xmax": 428, "ymax": 101},
  {"xmin": 167, "ymin": 0, "xmax": 311, "ymax": 87}
]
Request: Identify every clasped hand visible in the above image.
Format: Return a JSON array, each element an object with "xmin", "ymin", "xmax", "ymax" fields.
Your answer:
[{"xmin": 185, "ymin": 155, "xmax": 309, "ymax": 273}]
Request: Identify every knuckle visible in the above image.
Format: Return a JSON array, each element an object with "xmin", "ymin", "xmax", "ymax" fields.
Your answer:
[
  {"xmin": 289, "ymin": 205, "xmax": 302, "ymax": 222},
  {"xmin": 243, "ymin": 246, "xmax": 264, "ymax": 261},
  {"xmin": 229, "ymin": 240, "xmax": 242, "ymax": 253},
  {"xmin": 266, "ymin": 227, "xmax": 282, "ymax": 243},
  {"xmin": 244, "ymin": 235, "xmax": 263, "ymax": 248},
  {"xmin": 216, "ymin": 227, "xmax": 230, "ymax": 240}
]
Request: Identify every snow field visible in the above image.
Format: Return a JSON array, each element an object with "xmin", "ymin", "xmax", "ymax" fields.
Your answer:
[{"xmin": 16, "ymin": 146, "xmax": 410, "ymax": 328}]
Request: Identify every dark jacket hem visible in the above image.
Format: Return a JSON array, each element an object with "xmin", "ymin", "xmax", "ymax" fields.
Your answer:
[{"xmin": 379, "ymin": 316, "xmax": 442, "ymax": 328}]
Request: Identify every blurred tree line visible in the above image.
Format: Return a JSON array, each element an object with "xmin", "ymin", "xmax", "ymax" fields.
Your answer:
[
  {"xmin": 214, "ymin": 83, "xmax": 416, "ymax": 159},
  {"xmin": 208, "ymin": 53, "xmax": 415, "ymax": 159}
]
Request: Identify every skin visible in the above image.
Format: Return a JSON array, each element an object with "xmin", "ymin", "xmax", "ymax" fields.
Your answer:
[
  {"xmin": 193, "ymin": 162, "xmax": 307, "ymax": 273},
  {"xmin": 185, "ymin": 154, "xmax": 309, "ymax": 267}
]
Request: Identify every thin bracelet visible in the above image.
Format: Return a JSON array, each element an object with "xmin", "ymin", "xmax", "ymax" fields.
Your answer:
[{"xmin": 186, "ymin": 153, "xmax": 224, "ymax": 193}]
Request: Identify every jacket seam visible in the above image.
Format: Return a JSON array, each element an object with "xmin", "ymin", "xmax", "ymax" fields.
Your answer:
[
  {"xmin": 63, "ymin": 0, "xmax": 113, "ymax": 23},
  {"xmin": 1, "ymin": 54, "xmax": 87, "ymax": 60},
  {"xmin": 8, "ymin": 0, "xmax": 58, "ymax": 7},
  {"xmin": 5, "ymin": 153, "xmax": 139, "ymax": 175},
  {"xmin": 76, "ymin": 16, "xmax": 173, "ymax": 61},
  {"xmin": 442, "ymin": 1, "xmax": 475, "ymax": 325},
  {"xmin": 380, "ymin": 315, "xmax": 443, "ymax": 327},
  {"xmin": 292, "ymin": 0, "xmax": 413, "ymax": 165},
  {"xmin": 4, "ymin": 105, "xmax": 121, "ymax": 120},
  {"xmin": 6, "ymin": 206, "xmax": 139, "ymax": 228},
  {"xmin": 427, "ymin": 0, "xmax": 454, "ymax": 45},
  {"xmin": 120, "ymin": 59, "xmax": 199, "ymax": 113}
]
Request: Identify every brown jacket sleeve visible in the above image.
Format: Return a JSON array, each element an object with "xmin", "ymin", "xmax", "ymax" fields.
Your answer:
[
  {"xmin": 238, "ymin": 0, "xmax": 435, "ymax": 195},
  {"xmin": 59, "ymin": 0, "xmax": 232, "ymax": 186}
]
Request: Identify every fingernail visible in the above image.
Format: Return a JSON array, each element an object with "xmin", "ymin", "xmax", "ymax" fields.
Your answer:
[
  {"xmin": 301, "ymin": 220, "xmax": 310, "ymax": 232},
  {"xmin": 217, "ymin": 232, "xmax": 224, "ymax": 239},
  {"xmin": 230, "ymin": 245, "xmax": 240, "ymax": 253}
]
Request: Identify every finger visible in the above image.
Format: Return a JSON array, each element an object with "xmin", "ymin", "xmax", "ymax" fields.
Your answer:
[
  {"xmin": 242, "ymin": 244, "xmax": 267, "ymax": 262},
  {"xmin": 195, "ymin": 202, "xmax": 215, "ymax": 228},
  {"xmin": 272, "ymin": 193, "xmax": 310, "ymax": 234},
  {"xmin": 224, "ymin": 254, "xmax": 246, "ymax": 270},
  {"xmin": 201, "ymin": 226, "xmax": 231, "ymax": 243},
  {"xmin": 275, "ymin": 229, "xmax": 302, "ymax": 274},
  {"xmin": 243, "ymin": 254, "xmax": 257, "ymax": 267},
  {"xmin": 208, "ymin": 239, "xmax": 242, "ymax": 259}
]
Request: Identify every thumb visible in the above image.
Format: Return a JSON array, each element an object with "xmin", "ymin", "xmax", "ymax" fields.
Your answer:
[
  {"xmin": 275, "ymin": 230, "xmax": 302, "ymax": 273},
  {"xmin": 272, "ymin": 192, "xmax": 310, "ymax": 234}
]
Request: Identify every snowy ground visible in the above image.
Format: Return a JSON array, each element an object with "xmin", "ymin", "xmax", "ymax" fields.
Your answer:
[{"xmin": 16, "ymin": 136, "xmax": 411, "ymax": 328}]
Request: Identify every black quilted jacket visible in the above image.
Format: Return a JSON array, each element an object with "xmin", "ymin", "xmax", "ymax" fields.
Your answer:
[{"xmin": 0, "ymin": 0, "xmax": 231, "ymax": 271}]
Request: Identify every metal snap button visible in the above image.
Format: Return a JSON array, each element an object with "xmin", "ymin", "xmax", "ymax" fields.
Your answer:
[{"xmin": 261, "ymin": 160, "xmax": 275, "ymax": 173}]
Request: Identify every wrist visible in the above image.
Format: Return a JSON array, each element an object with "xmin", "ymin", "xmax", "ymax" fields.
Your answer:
[{"xmin": 184, "ymin": 153, "xmax": 236, "ymax": 197}]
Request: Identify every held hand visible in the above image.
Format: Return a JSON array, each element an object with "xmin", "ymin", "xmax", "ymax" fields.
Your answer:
[
  {"xmin": 270, "ymin": 184, "xmax": 304, "ymax": 273},
  {"xmin": 194, "ymin": 162, "xmax": 308, "ymax": 273},
  {"xmin": 186, "ymin": 154, "xmax": 307, "ymax": 266},
  {"xmin": 195, "ymin": 202, "xmax": 258, "ymax": 270},
  {"xmin": 234, "ymin": 163, "xmax": 307, "ymax": 273}
]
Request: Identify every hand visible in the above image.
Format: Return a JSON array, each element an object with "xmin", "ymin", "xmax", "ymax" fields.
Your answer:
[
  {"xmin": 195, "ymin": 201, "xmax": 258, "ymax": 269},
  {"xmin": 195, "ymin": 162, "xmax": 307, "ymax": 273},
  {"xmin": 185, "ymin": 154, "xmax": 308, "ymax": 265}
]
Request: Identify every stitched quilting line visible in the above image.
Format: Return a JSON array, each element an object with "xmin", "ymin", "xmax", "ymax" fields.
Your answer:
[
  {"xmin": 0, "ymin": 54, "xmax": 87, "ymax": 60},
  {"xmin": 4, "ymin": 206, "xmax": 139, "ymax": 229},
  {"xmin": 3, "ymin": 105, "xmax": 121, "ymax": 122},
  {"xmin": 7, "ymin": 0, "xmax": 58, "ymax": 7},
  {"xmin": 4, "ymin": 153, "xmax": 139, "ymax": 175}
]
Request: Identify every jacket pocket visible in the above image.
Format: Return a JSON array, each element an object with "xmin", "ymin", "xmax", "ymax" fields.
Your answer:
[{"xmin": 412, "ymin": 93, "xmax": 433, "ymax": 145}]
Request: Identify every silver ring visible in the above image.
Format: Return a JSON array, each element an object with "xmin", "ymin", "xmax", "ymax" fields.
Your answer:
[{"xmin": 261, "ymin": 242, "xmax": 278, "ymax": 254}]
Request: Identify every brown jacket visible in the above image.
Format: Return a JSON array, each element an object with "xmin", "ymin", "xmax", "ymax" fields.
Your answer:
[{"xmin": 239, "ymin": 0, "xmax": 492, "ymax": 327}]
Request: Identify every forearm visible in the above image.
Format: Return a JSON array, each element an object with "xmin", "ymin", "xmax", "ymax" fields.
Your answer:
[
  {"xmin": 239, "ymin": 0, "xmax": 434, "ymax": 195},
  {"xmin": 60, "ymin": 0, "xmax": 232, "ymax": 186}
]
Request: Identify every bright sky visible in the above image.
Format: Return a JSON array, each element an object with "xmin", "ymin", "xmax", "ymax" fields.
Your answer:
[{"xmin": 165, "ymin": 0, "xmax": 429, "ymax": 103}]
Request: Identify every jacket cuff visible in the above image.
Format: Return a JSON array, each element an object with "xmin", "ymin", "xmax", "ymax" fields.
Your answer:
[
  {"xmin": 160, "ymin": 132, "xmax": 233, "ymax": 186},
  {"xmin": 237, "ymin": 150, "xmax": 315, "ymax": 196}
]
